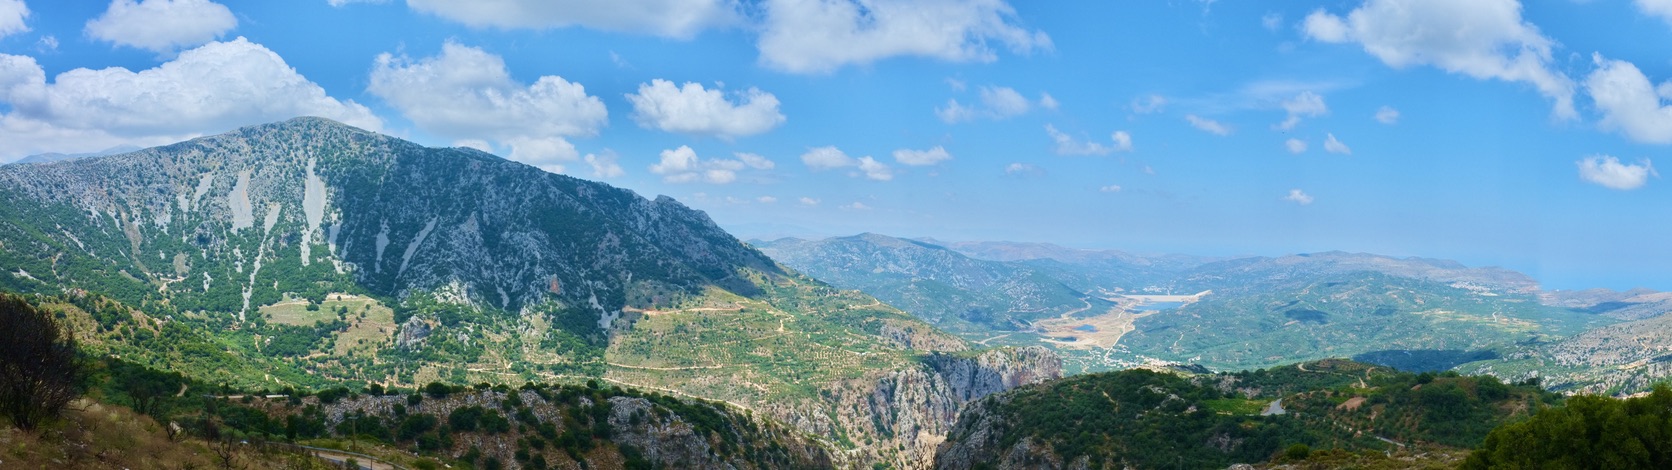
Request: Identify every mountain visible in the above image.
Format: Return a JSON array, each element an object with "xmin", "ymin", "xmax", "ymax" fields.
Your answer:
[
  {"xmin": 0, "ymin": 117, "xmax": 1059, "ymax": 469},
  {"xmin": 754, "ymin": 234, "xmax": 1109, "ymax": 331},
  {"xmin": 5, "ymin": 145, "xmax": 142, "ymax": 165},
  {"xmin": 754, "ymin": 234, "xmax": 1654, "ymax": 387},
  {"xmin": 934, "ymin": 360, "xmax": 1554, "ymax": 470}
]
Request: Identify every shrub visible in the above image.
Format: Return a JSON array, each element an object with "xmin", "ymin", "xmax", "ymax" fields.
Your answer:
[{"xmin": 0, "ymin": 294, "xmax": 83, "ymax": 430}]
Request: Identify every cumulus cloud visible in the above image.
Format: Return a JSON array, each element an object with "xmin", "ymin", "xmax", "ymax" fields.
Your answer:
[
  {"xmin": 1323, "ymin": 133, "xmax": 1351, "ymax": 155},
  {"xmin": 85, "ymin": 0, "xmax": 238, "ymax": 53},
  {"xmin": 800, "ymin": 146, "xmax": 855, "ymax": 169},
  {"xmin": 758, "ymin": 0, "xmax": 1051, "ymax": 74},
  {"xmin": 1285, "ymin": 138, "xmax": 1308, "ymax": 154},
  {"xmin": 0, "ymin": 38, "xmax": 381, "ymax": 161},
  {"xmin": 1586, "ymin": 54, "xmax": 1672, "ymax": 144},
  {"xmin": 1577, "ymin": 155, "xmax": 1656, "ymax": 190},
  {"xmin": 796, "ymin": 146, "xmax": 892, "ymax": 181},
  {"xmin": 584, "ymin": 151, "xmax": 625, "ymax": 178},
  {"xmin": 406, "ymin": 0, "xmax": 736, "ymax": 38},
  {"xmin": 799, "ymin": 197, "xmax": 820, "ymax": 205},
  {"xmin": 1131, "ymin": 94, "xmax": 1167, "ymax": 114},
  {"xmin": 648, "ymin": 146, "xmax": 774, "ymax": 184},
  {"xmin": 1185, "ymin": 114, "xmax": 1232, "ymax": 136},
  {"xmin": 857, "ymin": 156, "xmax": 893, "ymax": 180},
  {"xmin": 0, "ymin": 0, "xmax": 27, "ymax": 39},
  {"xmin": 1375, "ymin": 105, "xmax": 1400, "ymax": 124},
  {"xmin": 840, "ymin": 201, "xmax": 872, "ymax": 210},
  {"xmin": 626, "ymin": 79, "xmax": 785, "ymax": 138},
  {"xmin": 1045, "ymin": 125, "xmax": 1131, "ymax": 156},
  {"xmin": 893, "ymin": 146, "xmax": 952, "ymax": 166},
  {"xmin": 368, "ymin": 41, "xmax": 607, "ymax": 170},
  {"xmin": 1276, "ymin": 91, "xmax": 1326, "ymax": 130},
  {"xmin": 757, "ymin": 196, "xmax": 777, "ymax": 203},
  {"xmin": 937, "ymin": 85, "xmax": 1044, "ymax": 123},
  {"xmin": 1303, "ymin": 0, "xmax": 1575, "ymax": 119},
  {"xmin": 1284, "ymin": 189, "xmax": 1314, "ymax": 205},
  {"xmin": 1099, "ymin": 184, "xmax": 1122, "ymax": 193}
]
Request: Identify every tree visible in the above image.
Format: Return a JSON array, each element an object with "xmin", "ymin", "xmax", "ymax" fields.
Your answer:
[{"xmin": 0, "ymin": 293, "xmax": 83, "ymax": 430}]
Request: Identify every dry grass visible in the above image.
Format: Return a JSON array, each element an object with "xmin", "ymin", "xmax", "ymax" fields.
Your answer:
[{"xmin": 0, "ymin": 399, "xmax": 332, "ymax": 469}]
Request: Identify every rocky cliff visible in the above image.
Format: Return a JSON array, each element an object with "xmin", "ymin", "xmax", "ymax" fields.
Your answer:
[{"xmin": 805, "ymin": 346, "xmax": 1062, "ymax": 468}]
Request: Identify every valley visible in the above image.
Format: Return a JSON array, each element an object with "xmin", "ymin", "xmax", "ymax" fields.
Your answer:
[{"xmin": 0, "ymin": 117, "xmax": 1667, "ymax": 469}]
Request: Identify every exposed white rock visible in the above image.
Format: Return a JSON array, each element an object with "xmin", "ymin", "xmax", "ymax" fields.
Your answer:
[{"xmin": 229, "ymin": 170, "xmax": 253, "ymax": 230}]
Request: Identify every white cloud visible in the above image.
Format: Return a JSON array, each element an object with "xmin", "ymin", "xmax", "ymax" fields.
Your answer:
[
  {"xmin": 1099, "ymin": 184, "xmax": 1122, "ymax": 193},
  {"xmin": 1586, "ymin": 54, "xmax": 1672, "ymax": 144},
  {"xmin": 1039, "ymin": 92, "xmax": 1059, "ymax": 110},
  {"xmin": 735, "ymin": 152, "xmax": 776, "ymax": 169},
  {"xmin": 839, "ymin": 201, "xmax": 872, "ymax": 211},
  {"xmin": 584, "ymin": 151, "xmax": 625, "ymax": 178},
  {"xmin": 0, "ymin": 38, "xmax": 382, "ymax": 161},
  {"xmin": 626, "ymin": 79, "xmax": 785, "ymax": 138},
  {"xmin": 406, "ymin": 0, "xmax": 736, "ymax": 38},
  {"xmin": 0, "ymin": 0, "xmax": 27, "ymax": 39},
  {"xmin": 1185, "ymin": 114, "xmax": 1232, "ymax": 136},
  {"xmin": 454, "ymin": 139, "xmax": 493, "ymax": 153},
  {"xmin": 85, "ymin": 0, "xmax": 238, "ymax": 53},
  {"xmin": 1261, "ymin": 12, "xmax": 1282, "ymax": 31},
  {"xmin": 937, "ymin": 85, "xmax": 1040, "ymax": 123},
  {"xmin": 649, "ymin": 145, "xmax": 770, "ymax": 184},
  {"xmin": 857, "ymin": 156, "xmax": 893, "ymax": 181},
  {"xmin": 1323, "ymin": 133, "xmax": 1351, "ymax": 155},
  {"xmin": 893, "ymin": 146, "xmax": 952, "ymax": 166},
  {"xmin": 1577, "ymin": 155, "xmax": 1656, "ymax": 190},
  {"xmin": 1003, "ymin": 162, "xmax": 1043, "ymax": 177},
  {"xmin": 34, "ymin": 35, "xmax": 57, "ymax": 53},
  {"xmin": 1375, "ymin": 105, "xmax": 1400, "ymax": 124},
  {"xmin": 757, "ymin": 196, "xmax": 777, "ymax": 203},
  {"xmin": 1285, "ymin": 138, "xmax": 1308, "ymax": 154},
  {"xmin": 799, "ymin": 197, "xmax": 820, "ymax": 205},
  {"xmin": 328, "ymin": 0, "xmax": 388, "ymax": 5},
  {"xmin": 506, "ymin": 137, "xmax": 578, "ymax": 172},
  {"xmin": 368, "ymin": 41, "xmax": 607, "ymax": 169},
  {"xmin": 1284, "ymin": 189, "xmax": 1314, "ymax": 205},
  {"xmin": 797, "ymin": 146, "xmax": 891, "ymax": 180},
  {"xmin": 1276, "ymin": 91, "xmax": 1326, "ymax": 130},
  {"xmin": 1637, "ymin": 0, "xmax": 1672, "ymax": 25},
  {"xmin": 758, "ymin": 0, "xmax": 1051, "ymax": 74},
  {"xmin": 1131, "ymin": 94, "xmax": 1167, "ymax": 114},
  {"xmin": 1111, "ymin": 131, "xmax": 1133, "ymax": 151},
  {"xmin": 1045, "ymin": 124, "xmax": 1131, "ymax": 156},
  {"xmin": 1302, "ymin": 0, "xmax": 1575, "ymax": 119},
  {"xmin": 800, "ymin": 146, "xmax": 855, "ymax": 170}
]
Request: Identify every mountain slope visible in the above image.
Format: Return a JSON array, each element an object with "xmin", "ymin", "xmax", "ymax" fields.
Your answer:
[
  {"xmin": 0, "ymin": 117, "xmax": 1060, "ymax": 468},
  {"xmin": 934, "ymin": 360, "xmax": 1554, "ymax": 469}
]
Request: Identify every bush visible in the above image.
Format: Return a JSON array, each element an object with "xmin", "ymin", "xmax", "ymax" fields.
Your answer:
[{"xmin": 0, "ymin": 294, "xmax": 83, "ymax": 430}]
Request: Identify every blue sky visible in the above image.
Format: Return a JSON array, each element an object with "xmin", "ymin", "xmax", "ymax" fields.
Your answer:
[{"xmin": 0, "ymin": 0, "xmax": 1669, "ymax": 290}]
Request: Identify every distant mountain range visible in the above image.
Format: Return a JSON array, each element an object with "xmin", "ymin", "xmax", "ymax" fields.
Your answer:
[
  {"xmin": 756, "ymin": 233, "xmax": 1671, "ymax": 393},
  {"xmin": 5, "ymin": 145, "xmax": 142, "ymax": 165}
]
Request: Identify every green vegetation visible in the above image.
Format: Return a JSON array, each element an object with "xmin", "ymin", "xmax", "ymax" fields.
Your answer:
[
  {"xmin": 1465, "ymin": 385, "xmax": 1672, "ymax": 469},
  {"xmin": 942, "ymin": 359, "xmax": 1556, "ymax": 468}
]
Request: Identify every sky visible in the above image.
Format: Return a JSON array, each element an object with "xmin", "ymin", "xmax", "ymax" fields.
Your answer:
[{"xmin": 0, "ymin": 0, "xmax": 1669, "ymax": 290}]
